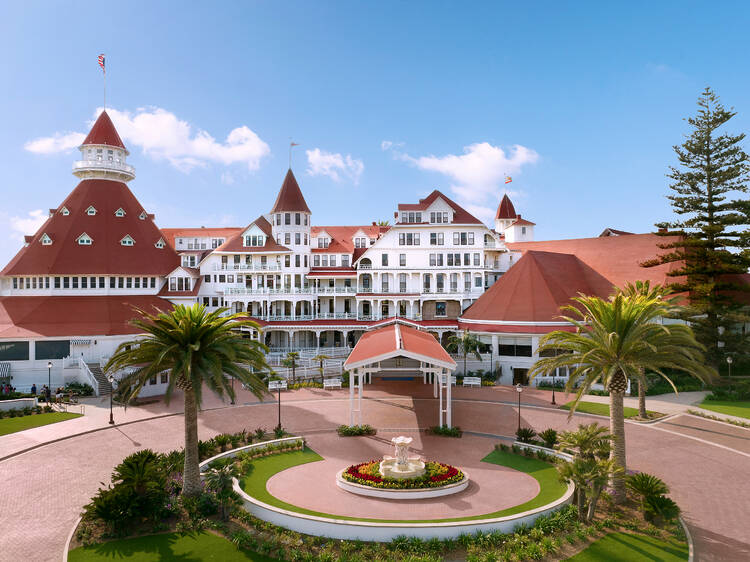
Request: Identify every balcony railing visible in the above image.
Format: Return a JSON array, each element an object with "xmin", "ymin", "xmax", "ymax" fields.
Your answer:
[
  {"xmin": 72, "ymin": 159, "xmax": 135, "ymax": 178},
  {"xmin": 214, "ymin": 263, "xmax": 281, "ymax": 271},
  {"xmin": 225, "ymin": 287, "xmax": 357, "ymax": 296}
]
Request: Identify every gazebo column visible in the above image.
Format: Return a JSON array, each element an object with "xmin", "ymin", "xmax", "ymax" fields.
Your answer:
[
  {"xmin": 358, "ymin": 367, "xmax": 364, "ymax": 425},
  {"xmin": 446, "ymin": 367, "xmax": 452, "ymax": 428}
]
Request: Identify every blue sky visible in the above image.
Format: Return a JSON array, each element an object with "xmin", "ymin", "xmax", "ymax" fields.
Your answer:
[{"xmin": 1, "ymin": 1, "xmax": 749, "ymax": 265}]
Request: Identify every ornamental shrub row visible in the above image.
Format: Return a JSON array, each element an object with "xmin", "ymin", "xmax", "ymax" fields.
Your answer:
[
  {"xmin": 429, "ymin": 424, "xmax": 462, "ymax": 437},
  {"xmin": 0, "ymin": 404, "xmax": 53, "ymax": 419},
  {"xmin": 336, "ymin": 424, "xmax": 376, "ymax": 437}
]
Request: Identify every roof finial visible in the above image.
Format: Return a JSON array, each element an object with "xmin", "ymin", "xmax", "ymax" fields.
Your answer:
[{"xmin": 289, "ymin": 139, "xmax": 299, "ymax": 169}]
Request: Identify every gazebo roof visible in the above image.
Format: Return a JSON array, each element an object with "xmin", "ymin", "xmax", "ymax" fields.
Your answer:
[{"xmin": 344, "ymin": 323, "xmax": 456, "ymax": 370}]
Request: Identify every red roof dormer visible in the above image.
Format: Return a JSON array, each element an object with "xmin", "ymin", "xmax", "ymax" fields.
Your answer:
[{"xmin": 82, "ymin": 111, "xmax": 126, "ymax": 151}]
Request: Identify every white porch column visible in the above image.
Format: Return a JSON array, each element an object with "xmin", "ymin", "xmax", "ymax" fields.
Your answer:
[
  {"xmin": 438, "ymin": 370, "xmax": 444, "ymax": 427},
  {"xmin": 358, "ymin": 368, "xmax": 364, "ymax": 426},
  {"xmin": 446, "ymin": 367, "xmax": 452, "ymax": 428},
  {"xmin": 349, "ymin": 368, "xmax": 355, "ymax": 425}
]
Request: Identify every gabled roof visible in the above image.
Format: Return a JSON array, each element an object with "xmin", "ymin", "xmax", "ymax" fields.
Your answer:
[
  {"xmin": 82, "ymin": 110, "xmax": 126, "ymax": 150},
  {"xmin": 506, "ymin": 233, "xmax": 685, "ymax": 290},
  {"xmin": 213, "ymin": 215, "xmax": 291, "ymax": 253},
  {"xmin": 270, "ymin": 169, "xmax": 310, "ymax": 213},
  {"xmin": 397, "ymin": 190, "xmax": 483, "ymax": 224},
  {"xmin": 159, "ymin": 227, "xmax": 242, "ymax": 248},
  {"xmin": 0, "ymin": 295, "xmax": 172, "ymax": 338},
  {"xmin": 511, "ymin": 215, "xmax": 536, "ymax": 226},
  {"xmin": 461, "ymin": 250, "xmax": 616, "ymax": 325},
  {"xmin": 495, "ymin": 194, "xmax": 517, "ymax": 220},
  {"xmin": 310, "ymin": 225, "xmax": 388, "ymax": 254},
  {"xmin": 599, "ymin": 228, "xmax": 634, "ymax": 237},
  {"xmin": 1, "ymin": 179, "xmax": 180, "ymax": 276},
  {"xmin": 344, "ymin": 323, "xmax": 456, "ymax": 370}
]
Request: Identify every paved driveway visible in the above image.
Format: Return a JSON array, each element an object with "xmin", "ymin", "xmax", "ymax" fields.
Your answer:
[{"xmin": 0, "ymin": 382, "xmax": 747, "ymax": 561}]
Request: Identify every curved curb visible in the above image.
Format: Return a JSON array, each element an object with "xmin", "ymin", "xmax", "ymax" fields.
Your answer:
[
  {"xmin": 680, "ymin": 516, "xmax": 695, "ymax": 562},
  {"xmin": 62, "ymin": 515, "xmax": 81, "ymax": 562},
  {"xmin": 335, "ymin": 469, "xmax": 470, "ymax": 499}
]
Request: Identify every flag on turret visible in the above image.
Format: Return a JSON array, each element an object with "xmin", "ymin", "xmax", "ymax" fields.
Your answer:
[
  {"xmin": 98, "ymin": 54, "xmax": 106, "ymax": 74},
  {"xmin": 504, "ymin": 176, "xmax": 512, "ymax": 184}
]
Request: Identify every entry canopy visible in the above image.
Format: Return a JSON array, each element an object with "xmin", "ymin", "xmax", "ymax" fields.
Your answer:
[{"xmin": 344, "ymin": 323, "xmax": 456, "ymax": 371}]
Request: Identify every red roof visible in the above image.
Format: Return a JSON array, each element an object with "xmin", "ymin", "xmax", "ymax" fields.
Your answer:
[
  {"xmin": 270, "ymin": 169, "xmax": 310, "ymax": 213},
  {"xmin": 461, "ymin": 250, "xmax": 616, "ymax": 324},
  {"xmin": 0, "ymin": 295, "xmax": 173, "ymax": 338},
  {"xmin": 1, "ymin": 179, "xmax": 180, "ymax": 276},
  {"xmin": 82, "ymin": 111, "xmax": 126, "ymax": 150},
  {"xmin": 214, "ymin": 216, "xmax": 291, "ymax": 254},
  {"xmin": 511, "ymin": 215, "xmax": 536, "ymax": 226},
  {"xmin": 495, "ymin": 194, "xmax": 516, "ymax": 220},
  {"xmin": 306, "ymin": 268, "xmax": 358, "ymax": 277},
  {"xmin": 158, "ymin": 277, "xmax": 202, "ymax": 297},
  {"xmin": 506, "ymin": 233, "xmax": 684, "ymax": 290},
  {"xmin": 397, "ymin": 190, "xmax": 482, "ymax": 224},
  {"xmin": 160, "ymin": 227, "xmax": 241, "ymax": 249},
  {"xmin": 344, "ymin": 323, "xmax": 455, "ymax": 369},
  {"xmin": 310, "ymin": 225, "xmax": 388, "ymax": 254},
  {"xmin": 457, "ymin": 321, "xmax": 577, "ymax": 334}
]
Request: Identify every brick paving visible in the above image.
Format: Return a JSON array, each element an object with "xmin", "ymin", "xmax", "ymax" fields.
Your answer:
[{"xmin": 0, "ymin": 381, "xmax": 748, "ymax": 561}]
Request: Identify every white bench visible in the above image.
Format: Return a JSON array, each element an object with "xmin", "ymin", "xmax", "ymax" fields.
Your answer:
[
  {"xmin": 462, "ymin": 376, "xmax": 482, "ymax": 388},
  {"xmin": 268, "ymin": 380, "xmax": 288, "ymax": 391},
  {"xmin": 323, "ymin": 377, "xmax": 342, "ymax": 390}
]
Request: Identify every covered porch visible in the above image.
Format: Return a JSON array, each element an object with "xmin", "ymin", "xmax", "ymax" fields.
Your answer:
[{"xmin": 343, "ymin": 322, "xmax": 457, "ymax": 427}]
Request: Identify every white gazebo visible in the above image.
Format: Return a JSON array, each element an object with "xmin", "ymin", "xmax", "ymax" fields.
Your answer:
[{"xmin": 343, "ymin": 322, "xmax": 457, "ymax": 427}]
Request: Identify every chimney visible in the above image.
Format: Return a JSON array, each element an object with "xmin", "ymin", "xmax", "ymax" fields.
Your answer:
[{"xmin": 658, "ymin": 227, "xmax": 668, "ymax": 233}]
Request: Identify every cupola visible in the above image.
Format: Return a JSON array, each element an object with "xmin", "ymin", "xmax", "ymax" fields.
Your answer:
[{"xmin": 72, "ymin": 111, "xmax": 135, "ymax": 182}]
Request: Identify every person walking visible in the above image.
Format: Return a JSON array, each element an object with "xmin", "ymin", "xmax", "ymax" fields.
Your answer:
[{"xmin": 31, "ymin": 383, "xmax": 37, "ymax": 396}]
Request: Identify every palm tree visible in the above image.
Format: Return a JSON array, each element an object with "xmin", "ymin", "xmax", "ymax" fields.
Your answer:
[
  {"xmin": 104, "ymin": 304, "xmax": 269, "ymax": 497},
  {"xmin": 529, "ymin": 292, "xmax": 715, "ymax": 503},
  {"xmin": 312, "ymin": 353, "xmax": 330, "ymax": 385},
  {"xmin": 619, "ymin": 281, "xmax": 679, "ymax": 418},
  {"xmin": 446, "ymin": 330, "xmax": 482, "ymax": 376},
  {"xmin": 557, "ymin": 423, "xmax": 611, "ymax": 460},
  {"xmin": 282, "ymin": 351, "xmax": 300, "ymax": 384}
]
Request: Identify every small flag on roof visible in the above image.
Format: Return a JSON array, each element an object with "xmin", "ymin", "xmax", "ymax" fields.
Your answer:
[
  {"xmin": 504, "ymin": 176, "xmax": 512, "ymax": 184},
  {"xmin": 98, "ymin": 54, "xmax": 106, "ymax": 73}
]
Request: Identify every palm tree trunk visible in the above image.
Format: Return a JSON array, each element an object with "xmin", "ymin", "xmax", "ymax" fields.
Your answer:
[
  {"xmin": 182, "ymin": 386, "xmax": 202, "ymax": 497},
  {"xmin": 576, "ymin": 488, "xmax": 587, "ymax": 522},
  {"xmin": 638, "ymin": 381, "xmax": 647, "ymax": 419},
  {"xmin": 609, "ymin": 390, "xmax": 627, "ymax": 504},
  {"xmin": 586, "ymin": 486, "xmax": 602, "ymax": 522}
]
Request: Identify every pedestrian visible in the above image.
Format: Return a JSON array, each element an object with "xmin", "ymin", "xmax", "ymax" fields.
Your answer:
[{"xmin": 31, "ymin": 383, "xmax": 37, "ymax": 395}]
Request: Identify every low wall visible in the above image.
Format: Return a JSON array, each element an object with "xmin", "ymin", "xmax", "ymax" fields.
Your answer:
[
  {"xmin": 198, "ymin": 436, "xmax": 305, "ymax": 472},
  {"xmin": 0, "ymin": 397, "xmax": 38, "ymax": 411}
]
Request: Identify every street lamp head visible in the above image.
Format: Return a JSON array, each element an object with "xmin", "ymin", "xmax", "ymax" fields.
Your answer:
[
  {"xmin": 516, "ymin": 383, "xmax": 523, "ymax": 393},
  {"xmin": 47, "ymin": 361, "xmax": 52, "ymax": 369},
  {"xmin": 727, "ymin": 356, "xmax": 733, "ymax": 365}
]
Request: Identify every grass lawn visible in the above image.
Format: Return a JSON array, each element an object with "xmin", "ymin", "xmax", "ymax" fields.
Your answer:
[
  {"xmin": 565, "ymin": 531, "xmax": 688, "ymax": 561},
  {"xmin": 560, "ymin": 401, "xmax": 661, "ymax": 419},
  {"xmin": 699, "ymin": 399, "xmax": 750, "ymax": 420},
  {"xmin": 0, "ymin": 412, "xmax": 82, "ymax": 436},
  {"xmin": 68, "ymin": 531, "xmax": 275, "ymax": 561},
  {"xmin": 239, "ymin": 447, "xmax": 568, "ymax": 523}
]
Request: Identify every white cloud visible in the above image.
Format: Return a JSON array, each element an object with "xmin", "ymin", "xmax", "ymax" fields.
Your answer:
[
  {"xmin": 381, "ymin": 140, "xmax": 404, "ymax": 151},
  {"xmin": 24, "ymin": 132, "xmax": 86, "ymax": 154},
  {"xmin": 306, "ymin": 148, "xmax": 364, "ymax": 184},
  {"xmin": 10, "ymin": 209, "xmax": 47, "ymax": 240},
  {"xmin": 25, "ymin": 107, "xmax": 271, "ymax": 173},
  {"xmin": 399, "ymin": 142, "xmax": 539, "ymax": 223}
]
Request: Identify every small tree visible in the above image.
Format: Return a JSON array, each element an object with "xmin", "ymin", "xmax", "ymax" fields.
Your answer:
[
  {"xmin": 282, "ymin": 351, "xmax": 300, "ymax": 384},
  {"xmin": 204, "ymin": 464, "xmax": 240, "ymax": 521},
  {"xmin": 446, "ymin": 330, "xmax": 482, "ymax": 376},
  {"xmin": 312, "ymin": 353, "xmax": 330, "ymax": 385}
]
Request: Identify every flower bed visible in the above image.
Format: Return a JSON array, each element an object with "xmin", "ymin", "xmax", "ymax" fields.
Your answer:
[{"xmin": 342, "ymin": 460, "xmax": 464, "ymax": 489}]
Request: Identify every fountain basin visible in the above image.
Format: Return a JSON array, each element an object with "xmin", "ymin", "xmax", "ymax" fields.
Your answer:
[
  {"xmin": 379, "ymin": 456, "xmax": 426, "ymax": 479},
  {"xmin": 336, "ymin": 468, "xmax": 470, "ymax": 499}
]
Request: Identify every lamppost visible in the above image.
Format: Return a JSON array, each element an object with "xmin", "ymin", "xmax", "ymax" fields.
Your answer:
[
  {"xmin": 277, "ymin": 383, "xmax": 282, "ymax": 431},
  {"xmin": 516, "ymin": 383, "xmax": 523, "ymax": 432},
  {"xmin": 230, "ymin": 376, "xmax": 235, "ymax": 405},
  {"xmin": 47, "ymin": 361, "xmax": 52, "ymax": 403},
  {"xmin": 550, "ymin": 371, "xmax": 557, "ymax": 406},
  {"xmin": 107, "ymin": 374, "xmax": 115, "ymax": 425},
  {"xmin": 727, "ymin": 356, "xmax": 733, "ymax": 378}
]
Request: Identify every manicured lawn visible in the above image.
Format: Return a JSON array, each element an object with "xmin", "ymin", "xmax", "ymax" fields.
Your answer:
[
  {"xmin": 239, "ymin": 447, "xmax": 568, "ymax": 523},
  {"xmin": 565, "ymin": 531, "xmax": 688, "ymax": 561},
  {"xmin": 68, "ymin": 531, "xmax": 275, "ymax": 561},
  {"xmin": 0, "ymin": 412, "xmax": 82, "ymax": 436},
  {"xmin": 699, "ymin": 399, "xmax": 750, "ymax": 420},
  {"xmin": 560, "ymin": 401, "xmax": 661, "ymax": 419}
]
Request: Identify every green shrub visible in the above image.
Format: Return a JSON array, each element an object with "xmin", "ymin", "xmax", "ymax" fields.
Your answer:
[
  {"xmin": 626, "ymin": 472, "xmax": 669, "ymax": 501},
  {"xmin": 539, "ymin": 428, "xmax": 558, "ymax": 448},
  {"xmin": 429, "ymin": 424, "xmax": 463, "ymax": 437},
  {"xmin": 274, "ymin": 425, "xmax": 285, "ymax": 438},
  {"xmin": 65, "ymin": 382, "xmax": 95, "ymax": 396},
  {"xmin": 337, "ymin": 424, "xmax": 377, "ymax": 437},
  {"xmin": 515, "ymin": 427, "xmax": 537, "ymax": 443},
  {"xmin": 254, "ymin": 427, "xmax": 266, "ymax": 441},
  {"xmin": 643, "ymin": 494, "xmax": 680, "ymax": 525},
  {"xmin": 214, "ymin": 434, "xmax": 231, "ymax": 452}
]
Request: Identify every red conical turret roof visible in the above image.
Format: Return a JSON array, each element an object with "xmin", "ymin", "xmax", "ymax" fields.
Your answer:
[
  {"xmin": 271, "ymin": 169, "xmax": 311, "ymax": 213},
  {"xmin": 82, "ymin": 111, "xmax": 126, "ymax": 150},
  {"xmin": 495, "ymin": 194, "xmax": 517, "ymax": 220}
]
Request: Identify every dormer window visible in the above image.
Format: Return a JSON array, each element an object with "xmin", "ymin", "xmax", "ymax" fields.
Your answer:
[
  {"xmin": 318, "ymin": 237, "xmax": 330, "ymax": 249},
  {"xmin": 40, "ymin": 233, "xmax": 53, "ymax": 246},
  {"xmin": 354, "ymin": 237, "xmax": 367, "ymax": 248},
  {"xmin": 115, "ymin": 208, "xmax": 126, "ymax": 217},
  {"xmin": 77, "ymin": 233, "xmax": 93, "ymax": 245},
  {"xmin": 154, "ymin": 238, "xmax": 165, "ymax": 249},
  {"xmin": 86, "ymin": 206, "xmax": 97, "ymax": 216},
  {"xmin": 139, "ymin": 211, "xmax": 147, "ymax": 220},
  {"xmin": 244, "ymin": 235, "xmax": 265, "ymax": 247},
  {"xmin": 60, "ymin": 207, "xmax": 70, "ymax": 216},
  {"xmin": 120, "ymin": 235, "xmax": 135, "ymax": 246}
]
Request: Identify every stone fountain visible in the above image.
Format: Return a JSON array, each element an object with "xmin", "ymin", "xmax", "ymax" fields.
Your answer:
[{"xmin": 379, "ymin": 436, "xmax": 426, "ymax": 479}]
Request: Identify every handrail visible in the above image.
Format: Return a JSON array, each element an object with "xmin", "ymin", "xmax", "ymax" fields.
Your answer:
[{"xmin": 78, "ymin": 357, "xmax": 101, "ymax": 397}]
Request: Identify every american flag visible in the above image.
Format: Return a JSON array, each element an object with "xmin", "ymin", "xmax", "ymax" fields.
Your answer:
[
  {"xmin": 98, "ymin": 54, "xmax": 106, "ymax": 74},
  {"xmin": 505, "ymin": 176, "xmax": 512, "ymax": 184}
]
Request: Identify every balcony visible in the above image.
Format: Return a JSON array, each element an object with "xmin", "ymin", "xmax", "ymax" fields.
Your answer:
[
  {"xmin": 214, "ymin": 263, "xmax": 280, "ymax": 271},
  {"xmin": 225, "ymin": 286, "xmax": 357, "ymax": 296},
  {"xmin": 72, "ymin": 159, "xmax": 135, "ymax": 182}
]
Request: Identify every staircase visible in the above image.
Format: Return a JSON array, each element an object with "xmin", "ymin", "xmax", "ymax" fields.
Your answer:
[{"xmin": 87, "ymin": 363, "xmax": 112, "ymax": 395}]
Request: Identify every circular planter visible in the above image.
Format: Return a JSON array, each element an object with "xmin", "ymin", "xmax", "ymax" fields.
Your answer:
[{"xmin": 335, "ymin": 468, "xmax": 470, "ymax": 499}]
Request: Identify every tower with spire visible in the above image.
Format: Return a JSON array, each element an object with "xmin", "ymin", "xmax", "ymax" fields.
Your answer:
[
  {"xmin": 268, "ymin": 169, "xmax": 312, "ymax": 282},
  {"xmin": 73, "ymin": 111, "xmax": 135, "ymax": 183}
]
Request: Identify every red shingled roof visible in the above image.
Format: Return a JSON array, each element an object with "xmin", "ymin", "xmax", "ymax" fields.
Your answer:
[
  {"xmin": 462, "ymin": 251, "xmax": 616, "ymax": 324},
  {"xmin": 1, "ymin": 179, "xmax": 180, "ymax": 276},
  {"xmin": 310, "ymin": 225, "xmax": 388, "ymax": 254},
  {"xmin": 214, "ymin": 215, "xmax": 291, "ymax": 253},
  {"xmin": 344, "ymin": 323, "xmax": 455, "ymax": 369},
  {"xmin": 397, "ymin": 190, "xmax": 482, "ymax": 224},
  {"xmin": 495, "ymin": 194, "xmax": 517, "ymax": 220},
  {"xmin": 511, "ymin": 215, "xmax": 536, "ymax": 226},
  {"xmin": 0, "ymin": 295, "xmax": 173, "ymax": 338},
  {"xmin": 160, "ymin": 227, "xmax": 241, "ymax": 249},
  {"xmin": 506, "ymin": 233, "xmax": 684, "ymax": 290},
  {"xmin": 270, "ymin": 169, "xmax": 310, "ymax": 213},
  {"xmin": 82, "ymin": 111, "xmax": 126, "ymax": 150}
]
